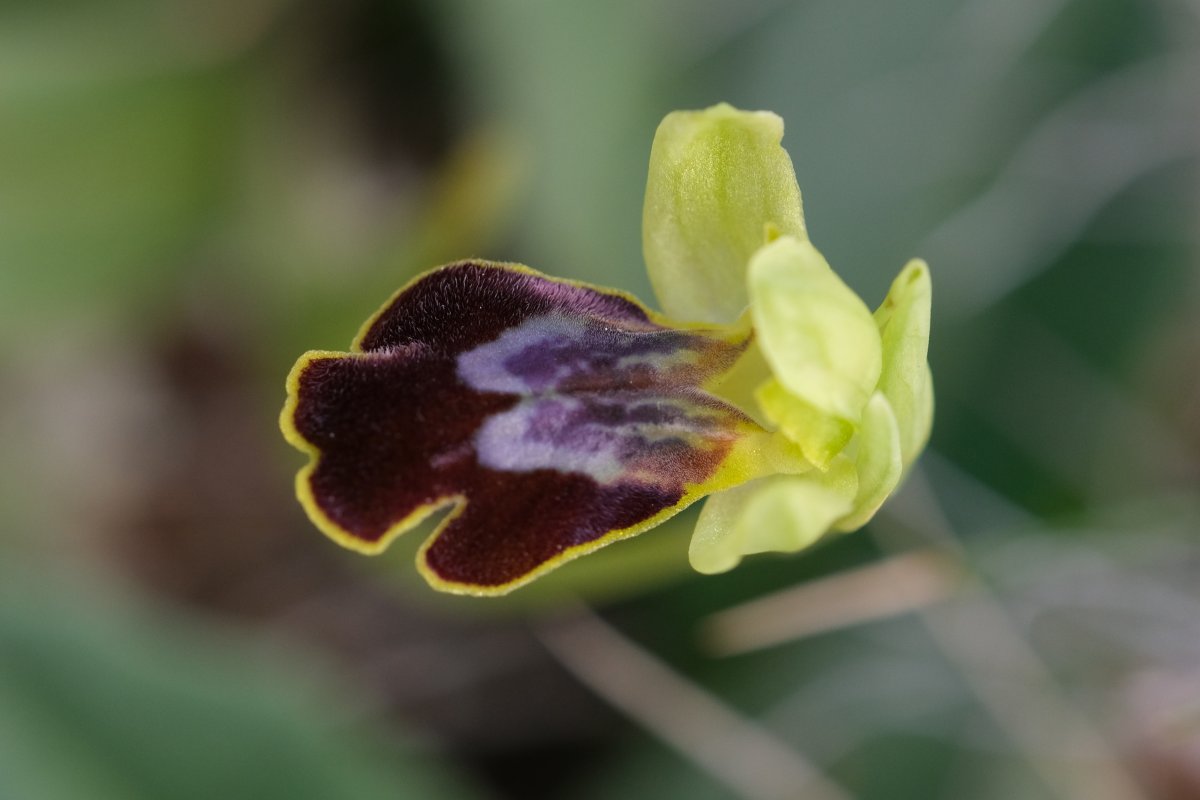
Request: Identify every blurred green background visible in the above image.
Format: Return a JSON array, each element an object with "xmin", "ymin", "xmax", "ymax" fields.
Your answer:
[{"xmin": 2, "ymin": 1, "xmax": 1198, "ymax": 798}]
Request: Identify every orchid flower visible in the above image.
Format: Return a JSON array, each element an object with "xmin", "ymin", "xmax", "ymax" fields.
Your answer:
[{"xmin": 281, "ymin": 103, "xmax": 932, "ymax": 595}]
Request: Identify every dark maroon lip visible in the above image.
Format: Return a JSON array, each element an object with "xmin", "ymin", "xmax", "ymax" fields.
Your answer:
[{"xmin": 285, "ymin": 262, "xmax": 757, "ymax": 592}]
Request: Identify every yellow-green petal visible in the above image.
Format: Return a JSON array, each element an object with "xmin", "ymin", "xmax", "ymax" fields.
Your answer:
[
  {"xmin": 754, "ymin": 377, "xmax": 854, "ymax": 469},
  {"xmin": 874, "ymin": 259, "xmax": 933, "ymax": 467},
  {"xmin": 748, "ymin": 235, "xmax": 882, "ymax": 425},
  {"xmin": 643, "ymin": 103, "xmax": 806, "ymax": 324},
  {"xmin": 688, "ymin": 457, "xmax": 858, "ymax": 575},
  {"xmin": 834, "ymin": 392, "xmax": 903, "ymax": 532}
]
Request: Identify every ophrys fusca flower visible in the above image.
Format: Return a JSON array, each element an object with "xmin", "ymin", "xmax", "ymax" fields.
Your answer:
[{"xmin": 282, "ymin": 104, "xmax": 933, "ymax": 595}]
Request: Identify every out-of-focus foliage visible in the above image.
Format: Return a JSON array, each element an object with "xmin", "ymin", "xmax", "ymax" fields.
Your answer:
[
  {"xmin": 0, "ymin": 574, "xmax": 481, "ymax": 800},
  {"xmin": 2, "ymin": 0, "xmax": 1198, "ymax": 797}
]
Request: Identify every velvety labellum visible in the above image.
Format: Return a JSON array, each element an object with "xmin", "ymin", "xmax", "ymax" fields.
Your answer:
[{"xmin": 282, "ymin": 262, "xmax": 756, "ymax": 595}]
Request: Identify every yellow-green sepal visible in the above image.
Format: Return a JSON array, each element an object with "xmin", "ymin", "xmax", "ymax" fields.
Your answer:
[
  {"xmin": 643, "ymin": 103, "xmax": 806, "ymax": 324},
  {"xmin": 688, "ymin": 456, "xmax": 858, "ymax": 574},
  {"xmin": 874, "ymin": 259, "xmax": 933, "ymax": 468}
]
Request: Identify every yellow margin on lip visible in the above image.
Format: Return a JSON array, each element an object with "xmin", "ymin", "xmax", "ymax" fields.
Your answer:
[
  {"xmin": 279, "ymin": 348, "xmax": 451, "ymax": 557},
  {"xmin": 412, "ymin": 420, "xmax": 774, "ymax": 597},
  {"xmin": 280, "ymin": 259, "xmax": 761, "ymax": 597},
  {"xmin": 349, "ymin": 259, "xmax": 754, "ymax": 365},
  {"xmin": 352, "ymin": 260, "xmax": 549, "ymax": 350}
]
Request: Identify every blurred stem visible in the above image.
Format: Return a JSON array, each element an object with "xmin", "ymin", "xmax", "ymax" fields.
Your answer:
[
  {"xmin": 702, "ymin": 550, "xmax": 963, "ymax": 656},
  {"xmin": 875, "ymin": 469, "xmax": 1149, "ymax": 800},
  {"xmin": 537, "ymin": 605, "xmax": 851, "ymax": 800}
]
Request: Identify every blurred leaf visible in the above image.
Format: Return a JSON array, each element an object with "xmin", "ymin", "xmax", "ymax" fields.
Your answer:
[
  {"xmin": 0, "ymin": 576, "xmax": 481, "ymax": 800},
  {"xmin": 0, "ymin": 52, "xmax": 239, "ymax": 337},
  {"xmin": 434, "ymin": 0, "xmax": 671, "ymax": 294}
]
